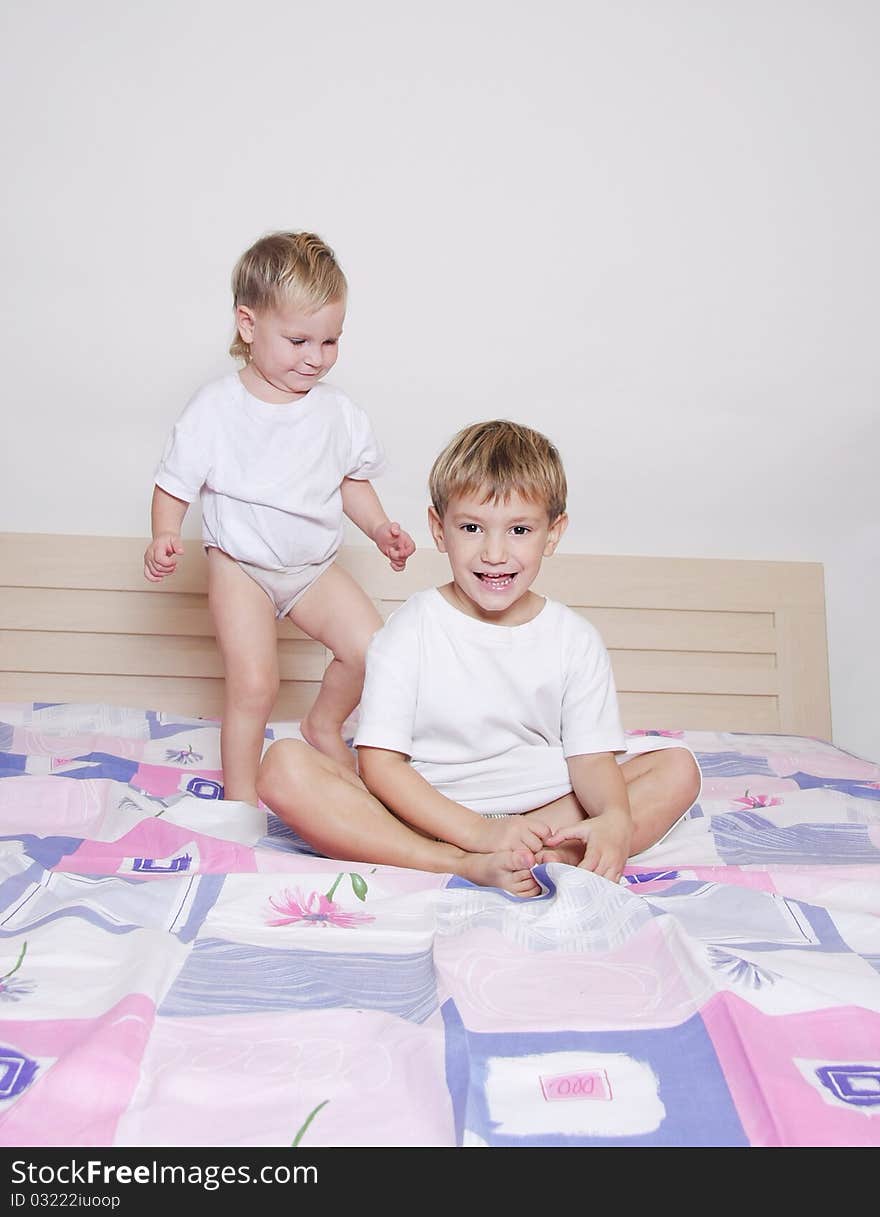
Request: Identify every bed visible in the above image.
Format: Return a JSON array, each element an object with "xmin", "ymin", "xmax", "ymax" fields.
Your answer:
[{"xmin": 1, "ymin": 533, "xmax": 879, "ymax": 1148}]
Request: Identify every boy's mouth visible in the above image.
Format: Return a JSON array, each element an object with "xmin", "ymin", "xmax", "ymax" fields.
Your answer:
[{"xmin": 474, "ymin": 572, "xmax": 517, "ymax": 591}]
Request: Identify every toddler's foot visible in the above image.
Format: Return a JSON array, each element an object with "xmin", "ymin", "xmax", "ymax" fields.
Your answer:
[
  {"xmin": 459, "ymin": 849, "xmax": 542, "ymax": 897},
  {"xmin": 300, "ymin": 717, "xmax": 357, "ymax": 772}
]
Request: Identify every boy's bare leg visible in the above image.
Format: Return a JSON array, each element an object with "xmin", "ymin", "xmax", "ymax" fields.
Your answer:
[
  {"xmin": 208, "ymin": 548, "xmax": 280, "ymax": 806},
  {"xmin": 288, "ymin": 563, "xmax": 383, "ymax": 771},
  {"xmin": 532, "ymin": 749, "xmax": 701, "ymax": 867},
  {"xmin": 257, "ymin": 739, "xmax": 542, "ymax": 897},
  {"xmin": 623, "ymin": 748, "xmax": 701, "ymax": 855}
]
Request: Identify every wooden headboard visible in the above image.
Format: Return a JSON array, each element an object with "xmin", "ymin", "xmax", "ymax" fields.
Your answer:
[{"xmin": 0, "ymin": 533, "xmax": 832, "ymax": 738}]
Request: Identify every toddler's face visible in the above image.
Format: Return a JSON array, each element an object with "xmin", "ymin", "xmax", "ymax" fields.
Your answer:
[
  {"xmin": 237, "ymin": 297, "xmax": 345, "ymax": 400},
  {"xmin": 429, "ymin": 488, "xmax": 567, "ymax": 625}
]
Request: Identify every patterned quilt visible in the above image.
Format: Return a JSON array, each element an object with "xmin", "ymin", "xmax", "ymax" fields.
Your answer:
[{"xmin": 1, "ymin": 702, "xmax": 879, "ymax": 1147}]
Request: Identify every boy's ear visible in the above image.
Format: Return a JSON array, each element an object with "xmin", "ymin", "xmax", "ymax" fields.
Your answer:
[
  {"xmin": 235, "ymin": 305, "xmax": 256, "ymax": 343},
  {"xmin": 428, "ymin": 505, "xmax": 447, "ymax": 553},
  {"xmin": 543, "ymin": 512, "xmax": 568, "ymax": 556}
]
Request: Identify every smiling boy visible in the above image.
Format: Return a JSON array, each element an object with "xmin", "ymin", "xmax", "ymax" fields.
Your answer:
[{"xmin": 257, "ymin": 420, "xmax": 701, "ymax": 896}]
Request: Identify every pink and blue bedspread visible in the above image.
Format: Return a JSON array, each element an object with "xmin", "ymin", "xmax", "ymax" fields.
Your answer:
[{"xmin": 0, "ymin": 702, "xmax": 879, "ymax": 1148}]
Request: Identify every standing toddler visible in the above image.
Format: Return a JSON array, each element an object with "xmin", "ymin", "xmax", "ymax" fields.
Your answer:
[{"xmin": 144, "ymin": 231, "xmax": 414, "ymax": 804}]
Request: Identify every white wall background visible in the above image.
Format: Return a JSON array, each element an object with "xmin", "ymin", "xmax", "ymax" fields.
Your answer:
[{"xmin": 1, "ymin": 1, "xmax": 877, "ymax": 760}]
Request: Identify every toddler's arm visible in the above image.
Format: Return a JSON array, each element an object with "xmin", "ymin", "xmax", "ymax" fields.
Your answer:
[
  {"xmin": 341, "ymin": 478, "xmax": 416, "ymax": 572},
  {"xmin": 544, "ymin": 752, "xmax": 633, "ymax": 883},
  {"xmin": 144, "ymin": 486, "xmax": 188, "ymax": 582},
  {"xmin": 357, "ymin": 747, "xmax": 550, "ymax": 854}
]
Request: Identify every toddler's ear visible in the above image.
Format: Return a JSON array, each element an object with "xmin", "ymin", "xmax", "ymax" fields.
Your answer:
[
  {"xmin": 235, "ymin": 305, "xmax": 256, "ymax": 343},
  {"xmin": 544, "ymin": 512, "xmax": 568, "ymax": 555},
  {"xmin": 427, "ymin": 505, "xmax": 447, "ymax": 553}
]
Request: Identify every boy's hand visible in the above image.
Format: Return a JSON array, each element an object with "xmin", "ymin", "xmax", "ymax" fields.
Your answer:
[
  {"xmin": 144, "ymin": 533, "xmax": 184, "ymax": 582},
  {"xmin": 544, "ymin": 808, "xmax": 632, "ymax": 884},
  {"xmin": 373, "ymin": 521, "xmax": 416, "ymax": 572},
  {"xmin": 471, "ymin": 815, "xmax": 550, "ymax": 855}
]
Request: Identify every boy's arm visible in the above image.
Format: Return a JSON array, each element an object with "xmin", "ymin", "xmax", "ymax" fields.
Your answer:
[
  {"xmin": 544, "ymin": 752, "xmax": 633, "ymax": 883},
  {"xmin": 357, "ymin": 747, "xmax": 549, "ymax": 854},
  {"xmin": 144, "ymin": 485, "xmax": 188, "ymax": 581},
  {"xmin": 340, "ymin": 477, "xmax": 415, "ymax": 571}
]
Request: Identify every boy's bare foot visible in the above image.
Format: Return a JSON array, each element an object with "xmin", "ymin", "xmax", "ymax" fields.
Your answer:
[
  {"xmin": 458, "ymin": 848, "xmax": 542, "ymax": 897},
  {"xmin": 535, "ymin": 841, "xmax": 585, "ymax": 868},
  {"xmin": 300, "ymin": 717, "xmax": 358, "ymax": 771}
]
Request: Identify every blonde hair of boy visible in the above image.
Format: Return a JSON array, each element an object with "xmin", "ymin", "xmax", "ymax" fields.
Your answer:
[
  {"xmin": 429, "ymin": 420, "xmax": 567, "ymax": 522},
  {"xmin": 229, "ymin": 231, "xmax": 348, "ymax": 362}
]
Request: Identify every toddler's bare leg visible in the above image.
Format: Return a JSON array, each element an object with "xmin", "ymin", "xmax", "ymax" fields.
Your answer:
[
  {"xmin": 288, "ymin": 563, "xmax": 383, "ymax": 771},
  {"xmin": 208, "ymin": 548, "xmax": 279, "ymax": 806},
  {"xmin": 257, "ymin": 740, "xmax": 542, "ymax": 897}
]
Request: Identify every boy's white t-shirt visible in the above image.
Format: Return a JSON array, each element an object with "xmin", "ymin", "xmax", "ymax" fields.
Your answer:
[
  {"xmin": 354, "ymin": 588, "xmax": 628, "ymax": 814},
  {"xmin": 154, "ymin": 373, "xmax": 386, "ymax": 571}
]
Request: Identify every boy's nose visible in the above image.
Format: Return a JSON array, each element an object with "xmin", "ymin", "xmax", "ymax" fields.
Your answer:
[{"xmin": 481, "ymin": 536, "xmax": 508, "ymax": 563}]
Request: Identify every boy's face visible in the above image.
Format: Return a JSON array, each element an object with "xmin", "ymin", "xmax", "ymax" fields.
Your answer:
[
  {"xmin": 236, "ymin": 297, "xmax": 345, "ymax": 399},
  {"xmin": 429, "ymin": 488, "xmax": 567, "ymax": 625}
]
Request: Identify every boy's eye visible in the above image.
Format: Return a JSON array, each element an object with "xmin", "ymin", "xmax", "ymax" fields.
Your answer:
[
  {"xmin": 288, "ymin": 338, "xmax": 305, "ymax": 346},
  {"xmin": 461, "ymin": 523, "xmax": 480, "ymax": 533},
  {"xmin": 511, "ymin": 525, "xmax": 531, "ymax": 536},
  {"xmin": 323, "ymin": 338, "xmax": 338, "ymax": 346}
]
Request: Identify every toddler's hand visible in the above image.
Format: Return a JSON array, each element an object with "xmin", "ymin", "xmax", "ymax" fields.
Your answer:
[
  {"xmin": 374, "ymin": 521, "xmax": 416, "ymax": 572},
  {"xmin": 544, "ymin": 809, "xmax": 632, "ymax": 885},
  {"xmin": 144, "ymin": 533, "xmax": 184, "ymax": 582},
  {"xmin": 472, "ymin": 815, "xmax": 550, "ymax": 855}
]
